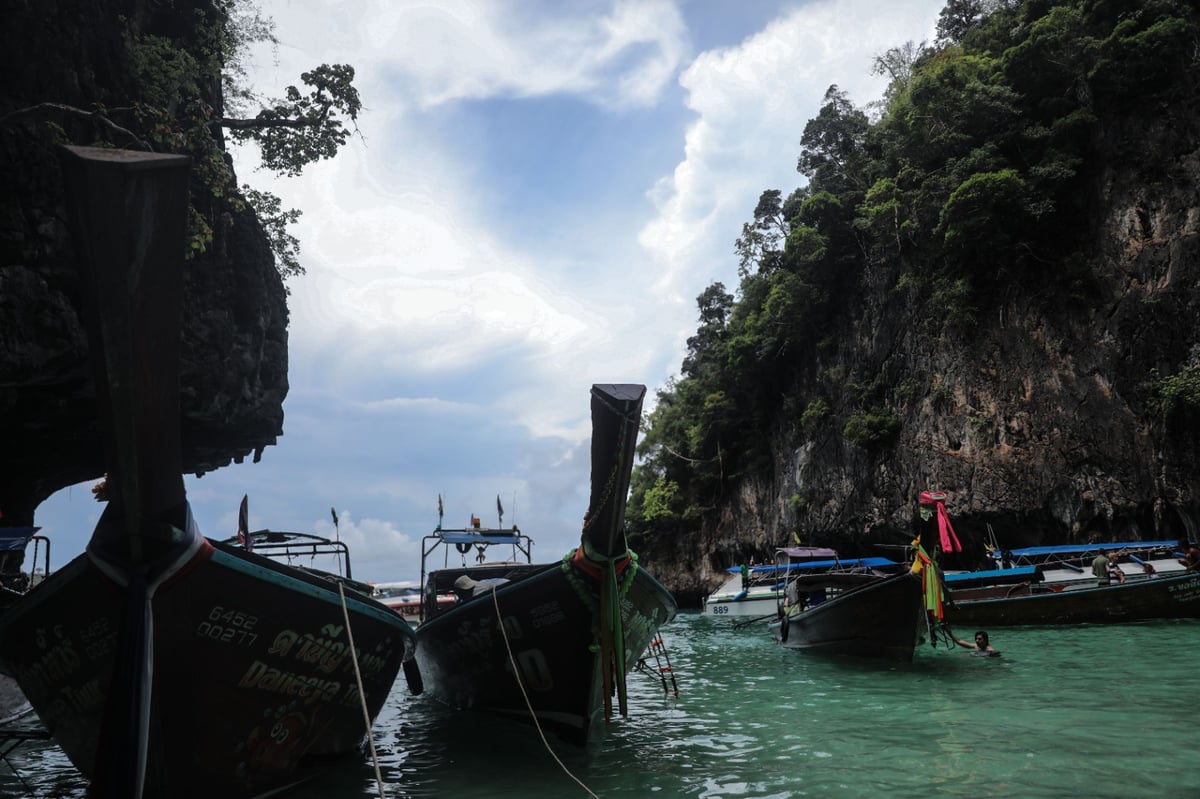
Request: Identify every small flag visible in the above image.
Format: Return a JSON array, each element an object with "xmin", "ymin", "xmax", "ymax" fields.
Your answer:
[
  {"xmin": 237, "ymin": 494, "xmax": 251, "ymax": 551},
  {"xmin": 438, "ymin": 494, "xmax": 444, "ymax": 519},
  {"xmin": 497, "ymin": 494, "xmax": 504, "ymax": 520},
  {"xmin": 330, "ymin": 507, "xmax": 339, "ymax": 527}
]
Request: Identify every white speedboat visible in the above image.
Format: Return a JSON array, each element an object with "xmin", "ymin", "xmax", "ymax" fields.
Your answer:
[{"xmin": 371, "ymin": 580, "xmax": 456, "ymax": 626}]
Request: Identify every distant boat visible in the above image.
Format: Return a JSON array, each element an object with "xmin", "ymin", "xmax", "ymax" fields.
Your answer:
[
  {"xmin": 944, "ymin": 571, "xmax": 1200, "ymax": 625},
  {"xmin": 939, "ymin": 521, "xmax": 1200, "ymax": 625},
  {"xmin": 944, "ymin": 551, "xmax": 1200, "ymax": 626},
  {"xmin": 963, "ymin": 539, "xmax": 1186, "ymax": 586},
  {"xmin": 0, "ymin": 147, "xmax": 417, "ymax": 798},
  {"xmin": 412, "ymin": 384, "xmax": 678, "ymax": 748},
  {"xmin": 702, "ymin": 548, "xmax": 904, "ymax": 619},
  {"xmin": 369, "ymin": 580, "xmax": 455, "ymax": 626}
]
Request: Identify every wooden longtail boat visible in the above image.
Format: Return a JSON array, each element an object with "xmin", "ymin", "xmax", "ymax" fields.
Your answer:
[
  {"xmin": 944, "ymin": 571, "xmax": 1200, "ymax": 626},
  {"xmin": 768, "ymin": 571, "xmax": 926, "ymax": 661},
  {"xmin": 412, "ymin": 384, "xmax": 678, "ymax": 747},
  {"xmin": 765, "ymin": 490, "xmax": 956, "ymax": 663},
  {"xmin": 929, "ymin": 498, "xmax": 1200, "ymax": 626},
  {"xmin": 704, "ymin": 550, "xmax": 905, "ymax": 619},
  {"xmin": 0, "ymin": 147, "xmax": 417, "ymax": 798}
]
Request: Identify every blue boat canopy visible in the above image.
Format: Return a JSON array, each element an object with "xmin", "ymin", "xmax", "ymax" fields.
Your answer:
[
  {"xmin": 439, "ymin": 530, "xmax": 522, "ymax": 546},
  {"xmin": 944, "ymin": 565, "xmax": 1040, "ymax": 585},
  {"xmin": 0, "ymin": 527, "xmax": 40, "ymax": 551},
  {"xmin": 727, "ymin": 556, "xmax": 901, "ymax": 575},
  {"xmin": 995, "ymin": 540, "xmax": 1179, "ymax": 559}
]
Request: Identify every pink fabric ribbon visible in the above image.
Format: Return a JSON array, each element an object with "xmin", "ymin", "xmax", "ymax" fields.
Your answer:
[{"xmin": 920, "ymin": 490, "xmax": 962, "ymax": 553}]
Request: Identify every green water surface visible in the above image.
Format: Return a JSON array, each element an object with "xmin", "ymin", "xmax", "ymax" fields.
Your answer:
[{"xmin": 5, "ymin": 613, "xmax": 1197, "ymax": 798}]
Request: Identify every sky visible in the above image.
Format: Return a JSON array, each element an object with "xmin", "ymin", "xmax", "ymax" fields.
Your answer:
[{"xmin": 35, "ymin": 0, "xmax": 945, "ymax": 585}]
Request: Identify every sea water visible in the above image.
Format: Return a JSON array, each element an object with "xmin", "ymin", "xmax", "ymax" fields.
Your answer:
[{"xmin": 3, "ymin": 613, "xmax": 1198, "ymax": 798}]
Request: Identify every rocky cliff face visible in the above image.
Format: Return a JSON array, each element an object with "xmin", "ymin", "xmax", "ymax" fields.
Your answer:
[
  {"xmin": 0, "ymin": 0, "xmax": 287, "ymax": 525},
  {"xmin": 646, "ymin": 107, "xmax": 1200, "ymax": 608}
]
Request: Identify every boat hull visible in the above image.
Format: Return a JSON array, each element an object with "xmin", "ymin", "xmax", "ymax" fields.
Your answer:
[
  {"xmin": 0, "ymin": 538, "xmax": 416, "ymax": 798},
  {"xmin": 414, "ymin": 559, "xmax": 676, "ymax": 747},
  {"xmin": 945, "ymin": 571, "xmax": 1200, "ymax": 627},
  {"xmin": 702, "ymin": 590, "xmax": 780, "ymax": 618},
  {"xmin": 768, "ymin": 572, "xmax": 925, "ymax": 662}
]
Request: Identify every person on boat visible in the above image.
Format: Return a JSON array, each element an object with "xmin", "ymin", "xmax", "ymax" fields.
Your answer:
[
  {"xmin": 452, "ymin": 574, "xmax": 509, "ymax": 600},
  {"xmin": 950, "ymin": 629, "xmax": 1000, "ymax": 656},
  {"xmin": 1143, "ymin": 562, "xmax": 1158, "ymax": 579},
  {"xmin": 1178, "ymin": 541, "xmax": 1200, "ymax": 572},
  {"xmin": 1104, "ymin": 552, "xmax": 1126, "ymax": 585},
  {"xmin": 740, "ymin": 563, "xmax": 750, "ymax": 591},
  {"xmin": 1091, "ymin": 552, "xmax": 1110, "ymax": 586}
]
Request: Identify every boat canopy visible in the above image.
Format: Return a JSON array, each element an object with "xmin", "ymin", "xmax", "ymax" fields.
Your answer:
[
  {"xmin": 0, "ymin": 528, "xmax": 40, "ymax": 551},
  {"xmin": 944, "ymin": 565, "xmax": 1041, "ymax": 587},
  {"xmin": 729, "ymin": 556, "xmax": 901, "ymax": 575},
  {"xmin": 777, "ymin": 547, "xmax": 838, "ymax": 559},
  {"xmin": 438, "ymin": 529, "xmax": 524, "ymax": 546},
  {"xmin": 995, "ymin": 540, "xmax": 1179, "ymax": 559}
]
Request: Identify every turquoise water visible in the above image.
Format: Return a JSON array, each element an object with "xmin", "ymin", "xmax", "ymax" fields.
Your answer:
[{"xmin": 4, "ymin": 612, "xmax": 1198, "ymax": 798}]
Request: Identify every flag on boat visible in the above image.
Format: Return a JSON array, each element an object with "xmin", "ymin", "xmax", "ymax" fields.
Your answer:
[
  {"xmin": 497, "ymin": 494, "xmax": 504, "ymax": 520},
  {"xmin": 919, "ymin": 490, "xmax": 962, "ymax": 553},
  {"xmin": 438, "ymin": 494, "xmax": 444, "ymax": 519},
  {"xmin": 237, "ymin": 494, "xmax": 251, "ymax": 551},
  {"xmin": 910, "ymin": 538, "xmax": 944, "ymax": 619},
  {"xmin": 330, "ymin": 507, "xmax": 339, "ymax": 527}
]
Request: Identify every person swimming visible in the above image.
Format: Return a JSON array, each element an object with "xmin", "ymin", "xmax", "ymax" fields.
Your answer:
[{"xmin": 951, "ymin": 629, "xmax": 1001, "ymax": 657}]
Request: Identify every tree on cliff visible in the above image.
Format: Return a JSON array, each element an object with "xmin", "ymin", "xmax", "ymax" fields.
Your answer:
[
  {"xmin": 626, "ymin": 0, "xmax": 1200, "ymax": 549},
  {"xmin": 2, "ymin": 0, "xmax": 357, "ymax": 284}
]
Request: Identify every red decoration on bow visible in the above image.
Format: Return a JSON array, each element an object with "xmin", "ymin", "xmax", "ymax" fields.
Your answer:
[{"xmin": 920, "ymin": 490, "xmax": 962, "ymax": 553}]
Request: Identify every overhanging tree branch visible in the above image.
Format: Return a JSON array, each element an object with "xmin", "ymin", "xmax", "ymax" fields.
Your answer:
[{"xmin": 0, "ymin": 103, "xmax": 151, "ymax": 150}]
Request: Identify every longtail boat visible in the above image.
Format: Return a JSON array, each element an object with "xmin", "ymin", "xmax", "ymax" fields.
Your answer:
[
  {"xmin": 412, "ymin": 384, "xmax": 678, "ymax": 747},
  {"xmin": 0, "ymin": 147, "xmax": 417, "ymax": 798},
  {"xmin": 943, "ymin": 570, "xmax": 1200, "ymax": 626},
  {"xmin": 929, "ymin": 497, "xmax": 1200, "ymax": 627},
  {"xmin": 767, "ymin": 490, "xmax": 956, "ymax": 662}
]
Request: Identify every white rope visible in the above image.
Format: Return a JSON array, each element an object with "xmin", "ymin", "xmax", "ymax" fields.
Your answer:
[
  {"xmin": 491, "ymin": 587, "xmax": 600, "ymax": 799},
  {"xmin": 339, "ymin": 581, "xmax": 387, "ymax": 799}
]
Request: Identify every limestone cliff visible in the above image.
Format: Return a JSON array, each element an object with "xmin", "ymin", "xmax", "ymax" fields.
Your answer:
[
  {"xmin": 0, "ymin": 0, "xmax": 287, "ymax": 525},
  {"xmin": 637, "ymin": 18, "xmax": 1200, "ymax": 607}
]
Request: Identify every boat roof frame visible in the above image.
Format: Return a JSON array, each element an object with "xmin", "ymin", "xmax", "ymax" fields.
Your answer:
[{"xmin": 419, "ymin": 525, "xmax": 535, "ymax": 590}]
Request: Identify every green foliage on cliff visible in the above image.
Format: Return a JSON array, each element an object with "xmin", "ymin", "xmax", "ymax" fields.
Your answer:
[
  {"xmin": 626, "ymin": 0, "xmax": 1200, "ymax": 543},
  {"xmin": 1147, "ymin": 366, "xmax": 1200, "ymax": 415},
  {"xmin": 55, "ymin": 0, "xmax": 357, "ymax": 283}
]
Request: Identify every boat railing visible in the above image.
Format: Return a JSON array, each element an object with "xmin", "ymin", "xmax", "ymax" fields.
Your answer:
[
  {"xmin": 416, "ymin": 526, "xmax": 538, "ymax": 623},
  {"xmin": 220, "ymin": 529, "xmax": 356, "ymax": 580},
  {"xmin": 0, "ymin": 530, "xmax": 50, "ymax": 594}
]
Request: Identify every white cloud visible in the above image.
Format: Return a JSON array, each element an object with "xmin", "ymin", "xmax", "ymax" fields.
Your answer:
[
  {"xmin": 248, "ymin": 0, "xmax": 687, "ymax": 112},
  {"xmin": 639, "ymin": 0, "xmax": 943, "ymax": 300}
]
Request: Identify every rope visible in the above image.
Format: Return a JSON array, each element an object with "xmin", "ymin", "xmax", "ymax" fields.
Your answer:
[
  {"xmin": 491, "ymin": 587, "xmax": 600, "ymax": 798},
  {"xmin": 564, "ymin": 546, "xmax": 634, "ymax": 724},
  {"xmin": 600, "ymin": 557, "xmax": 627, "ymax": 720},
  {"xmin": 338, "ymin": 582, "xmax": 387, "ymax": 799}
]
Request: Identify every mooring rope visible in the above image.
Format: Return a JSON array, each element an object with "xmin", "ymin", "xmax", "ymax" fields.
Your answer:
[
  {"xmin": 491, "ymin": 586, "xmax": 600, "ymax": 799},
  {"xmin": 339, "ymin": 582, "xmax": 387, "ymax": 799}
]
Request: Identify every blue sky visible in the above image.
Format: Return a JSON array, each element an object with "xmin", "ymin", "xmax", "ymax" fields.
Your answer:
[{"xmin": 35, "ymin": 0, "xmax": 944, "ymax": 584}]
